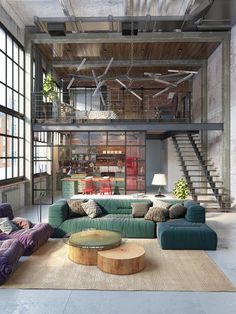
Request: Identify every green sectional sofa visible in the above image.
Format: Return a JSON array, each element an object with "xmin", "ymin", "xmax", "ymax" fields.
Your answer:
[
  {"xmin": 157, "ymin": 200, "xmax": 218, "ymax": 250},
  {"xmin": 48, "ymin": 198, "xmax": 155, "ymax": 238},
  {"xmin": 48, "ymin": 198, "xmax": 217, "ymax": 250}
]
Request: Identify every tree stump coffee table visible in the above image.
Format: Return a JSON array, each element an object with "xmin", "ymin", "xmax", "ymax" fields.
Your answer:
[
  {"xmin": 65, "ymin": 229, "xmax": 122, "ymax": 265},
  {"xmin": 97, "ymin": 242, "xmax": 145, "ymax": 275}
]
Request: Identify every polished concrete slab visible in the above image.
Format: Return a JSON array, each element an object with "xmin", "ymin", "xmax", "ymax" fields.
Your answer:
[{"xmin": 2, "ymin": 207, "xmax": 236, "ymax": 314}]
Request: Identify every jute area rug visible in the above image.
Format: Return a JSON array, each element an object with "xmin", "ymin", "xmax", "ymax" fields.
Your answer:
[{"xmin": 2, "ymin": 239, "xmax": 236, "ymax": 291}]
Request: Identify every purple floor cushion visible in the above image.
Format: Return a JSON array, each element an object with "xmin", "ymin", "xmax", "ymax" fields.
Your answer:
[{"xmin": 0, "ymin": 239, "xmax": 24, "ymax": 284}]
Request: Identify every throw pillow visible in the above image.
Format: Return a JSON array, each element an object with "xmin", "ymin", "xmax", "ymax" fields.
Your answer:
[
  {"xmin": 152, "ymin": 199, "xmax": 169, "ymax": 210},
  {"xmin": 67, "ymin": 199, "xmax": 87, "ymax": 217},
  {"xmin": 12, "ymin": 217, "xmax": 33, "ymax": 229},
  {"xmin": 131, "ymin": 203, "xmax": 150, "ymax": 218},
  {"xmin": 169, "ymin": 203, "xmax": 187, "ymax": 219},
  {"xmin": 144, "ymin": 207, "xmax": 167, "ymax": 222},
  {"xmin": 81, "ymin": 200, "xmax": 103, "ymax": 218},
  {"xmin": 0, "ymin": 217, "xmax": 19, "ymax": 234}
]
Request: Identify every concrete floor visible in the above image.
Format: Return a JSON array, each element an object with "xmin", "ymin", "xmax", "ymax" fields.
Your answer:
[{"xmin": 1, "ymin": 205, "xmax": 236, "ymax": 314}]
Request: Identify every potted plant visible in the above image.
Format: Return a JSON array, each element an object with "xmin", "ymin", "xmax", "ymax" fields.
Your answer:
[
  {"xmin": 42, "ymin": 73, "xmax": 58, "ymax": 119},
  {"xmin": 173, "ymin": 177, "xmax": 190, "ymax": 199}
]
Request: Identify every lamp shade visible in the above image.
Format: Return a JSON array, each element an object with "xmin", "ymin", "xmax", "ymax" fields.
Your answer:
[{"xmin": 152, "ymin": 174, "xmax": 167, "ymax": 186}]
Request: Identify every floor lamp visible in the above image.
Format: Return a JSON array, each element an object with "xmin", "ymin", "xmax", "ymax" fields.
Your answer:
[{"xmin": 152, "ymin": 173, "xmax": 167, "ymax": 197}]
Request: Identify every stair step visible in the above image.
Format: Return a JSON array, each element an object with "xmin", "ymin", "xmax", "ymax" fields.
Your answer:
[
  {"xmin": 179, "ymin": 164, "xmax": 215, "ymax": 167},
  {"xmin": 190, "ymin": 187, "xmax": 224, "ymax": 190},
  {"xmin": 190, "ymin": 181, "xmax": 223, "ymax": 184}
]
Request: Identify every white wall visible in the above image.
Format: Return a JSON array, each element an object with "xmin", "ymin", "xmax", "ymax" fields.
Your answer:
[{"xmin": 230, "ymin": 25, "xmax": 236, "ymax": 205}]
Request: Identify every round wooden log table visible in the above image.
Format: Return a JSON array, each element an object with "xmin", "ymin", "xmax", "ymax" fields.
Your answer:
[
  {"xmin": 65, "ymin": 230, "xmax": 122, "ymax": 265},
  {"xmin": 97, "ymin": 243, "xmax": 145, "ymax": 275}
]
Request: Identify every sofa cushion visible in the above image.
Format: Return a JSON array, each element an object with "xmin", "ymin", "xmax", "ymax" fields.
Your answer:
[
  {"xmin": 158, "ymin": 218, "xmax": 217, "ymax": 250},
  {"xmin": 11, "ymin": 217, "xmax": 33, "ymax": 229},
  {"xmin": 67, "ymin": 199, "xmax": 86, "ymax": 217},
  {"xmin": 169, "ymin": 203, "xmax": 186, "ymax": 219},
  {"xmin": 144, "ymin": 207, "xmax": 168, "ymax": 222},
  {"xmin": 131, "ymin": 202, "xmax": 150, "ymax": 218},
  {"xmin": 81, "ymin": 200, "xmax": 103, "ymax": 218},
  {"xmin": 185, "ymin": 205, "xmax": 205, "ymax": 223},
  {"xmin": 0, "ymin": 218, "xmax": 19, "ymax": 235},
  {"xmin": 183, "ymin": 200, "xmax": 200, "ymax": 208},
  {"xmin": 58, "ymin": 214, "xmax": 156, "ymax": 238},
  {"xmin": 152, "ymin": 199, "xmax": 170, "ymax": 209}
]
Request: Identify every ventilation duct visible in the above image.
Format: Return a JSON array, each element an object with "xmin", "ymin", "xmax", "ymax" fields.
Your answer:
[{"xmin": 47, "ymin": 22, "xmax": 66, "ymax": 36}]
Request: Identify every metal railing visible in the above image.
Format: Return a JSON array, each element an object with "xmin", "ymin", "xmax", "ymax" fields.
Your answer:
[{"xmin": 32, "ymin": 89, "xmax": 191, "ymax": 124}]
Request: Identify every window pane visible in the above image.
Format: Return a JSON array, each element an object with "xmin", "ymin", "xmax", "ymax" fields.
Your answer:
[
  {"xmin": 0, "ymin": 112, "xmax": 6, "ymax": 133},
  {"xmin": 0, "ymin": 83, "xmax": 6, "ymax": 107},
  {"xmin": 19, "ymin": 119, "xmax": 24, "ymax": 138},
  {"xmin": 7, "ymin": 58, "xmax": 12, "ymax": 87},
  {"xmin": 14, "ymin": 64, "xmax": 19, "ymax": 91},
  {"xmin": 13, "ymin": 158, "xmax": 18, "ymax": 177},
  {"xmin": 19, "ymin": 48, "xmax": 24, "ymax": 68},
  {"xmin": 108, "ymin": 132, "xmax": 125, "ymax": 145},
  {"xmin": 7, "ymin": 35, "xmax": 12, "ymax": 58},
  {"xmin": 7, "ymin": 88, "xmax": 12, "ymax": 109},
  {"xmin": 13, "ymin": 42, "xmax": 18, "ymax": 63},
  {"xmin": 90, "ymin": 132, "xmax": 107, "ymax": 145},
  {"xmin": 13, "ymin": 92, "xmax": 18, "ymax": 111},
  {"xmin": 0, "ymin": 159, "xmax": 6, "ymax": 180},
  {"xmin": 19, "ymin": 158, "xmax": 24, "ymax": 176},
  {"xmin": 7, "ymin": 115, "xmax": 12, "ymax": 135},
  {"xmin": 0, "ymin": 27, "xmax": 6, "ymax": 52},
  {"xmin": 13, "ymin": 138, "xmax": 18, "ymax": 157},
  {"xmin": 19, "ymin": 68, "xmax": 24, "ymax": 94},
  {"xmin": 71, "ymin": 132, "xmax": 88, "ymax": 145},
  {"xmin": 7, "ymin": 137, "xmax": 12, "ymax": 157},
  {"xmin": 126, "ymin": 132, "xmax": 145, "ymax": 145},
  {"xmin": 19, "ymin": 95, "xmax": 24, "ymax": 114},
  {"xmin": 7, "ymin": 158, "xmax": 12, "ymax": 179},
  {"xmin": 19, "ymin": 139, "xmax": 24, "ymax": 157},
  {"xmin": 13, "ymin": 117, "xmax": 18, "ymax": 136},
  {"xmin": 0, "ymin": 134, "xmax": 6, "ymax": 162},
  {"xmin": 0, "ymin": 52, "xmax": 6, "ymax": 84}
]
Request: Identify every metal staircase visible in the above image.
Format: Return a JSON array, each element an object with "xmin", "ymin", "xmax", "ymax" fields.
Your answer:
[{"xmin": 172, "ymin": 133, "xmax": 231, "ymax": 211}]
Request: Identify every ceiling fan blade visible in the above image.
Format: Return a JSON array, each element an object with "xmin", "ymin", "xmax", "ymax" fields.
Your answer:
[
  {"xmin": 168, "ymin": 69, "xmax": 198, "ymax": 74},
  {"xmin": 92, "ymin": 69, "xmax": 106, "ymax": 107},
  {"xmin": 175, "ymin": 73, "xmax": 194, "ymax": 85},
  {"xmin": 152, "ymin": 87, "xmax": 170, "ymax": 98},
  {"xmin": 116, "ymin": 79, "xmax": 142, "ymax": 100},
  {"xmin": 144, "ymin": 72, "xmax": 162, "ymax": 77},
  {"xmin": 92, "ymin": 80, "xmax": 106, "ymax": 96},
  {"xmin": 103, "ymin": 57, "xmax": 114, "ymax": 76},
  {"xmin": 76, "ymin": 58, "xmax": 86, "ymax": 72},
  {"xmin": 67, "ymin": 77, "xmax": 75, "ymax": 89},
  {"xmin": 130, "ymin": 89, "xmax": 142, "ymax": 101},
  {"xmin": 154, "ymin": 77, "xmax": 177, "ymax": 87},
  {"xmin": 116, "ymin": 78, "xmax": 128, "ymax": 89}
]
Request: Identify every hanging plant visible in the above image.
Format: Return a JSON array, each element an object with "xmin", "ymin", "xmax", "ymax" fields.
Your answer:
[
  {"xmin": 43, "ymin": 73, "xmax": 58, "ymax": 102},
  {"xmin": 173, "ymin": 177, "xmax": 190, "ymax": 199}
]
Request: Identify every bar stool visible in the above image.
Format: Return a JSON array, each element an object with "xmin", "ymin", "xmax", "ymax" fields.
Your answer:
[
  {"xmin": 81, "ymin": 177, "xmax": 95, "ymax": 194},
  {"xmin": 99, "ymin": 177, "xmax": 112, "ymax": 195}
]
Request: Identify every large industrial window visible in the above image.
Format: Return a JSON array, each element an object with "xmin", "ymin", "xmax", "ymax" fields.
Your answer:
[{"xmin": 0, "ymin": 24, "xmax": 25, "ymax": 183}]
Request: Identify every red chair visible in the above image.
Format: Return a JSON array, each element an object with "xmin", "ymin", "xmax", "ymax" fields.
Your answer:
[
  {"xmin": 81, "ymin": 178, "xmax": 95, "ymax": 194},
  {"xmin": 99, "ymin": 177, "xmax": 112, "ymax": 195}
]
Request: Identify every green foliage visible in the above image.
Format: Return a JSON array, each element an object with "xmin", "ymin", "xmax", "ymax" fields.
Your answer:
[
  {"xmin": 43, "ymin": 73, "xmax": 58, "ymax": 101},
  {"xmin": 173, "ymin": 177, "xmax": 190, "ymax": 199}
]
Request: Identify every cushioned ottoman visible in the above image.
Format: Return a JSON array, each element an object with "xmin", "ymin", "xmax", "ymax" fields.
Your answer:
[
  {"xmin": 158, "ymin": 218, "xmax": 217, "ymax": 250},
  {"xmin": 0, "ymin": 239, "xmax": 24, "ymax": 284}
]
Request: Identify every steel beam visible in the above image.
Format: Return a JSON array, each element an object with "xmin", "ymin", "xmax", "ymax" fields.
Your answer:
[
  {"xmin": 33, "ymin": 122, "xmax": 223, "ymax": 132},
  {"xmin": 29, "ymin": 31, "xmax": 228, "ymax": 44},
  {"xmin": 52, "ymin": 59, "xmax": 204, "ymax": 69}
]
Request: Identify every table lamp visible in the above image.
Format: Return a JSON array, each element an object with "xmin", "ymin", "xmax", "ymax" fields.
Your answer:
[{"xmin": 152, "ymin": 173, "xmax": 167, "ymax": 197}]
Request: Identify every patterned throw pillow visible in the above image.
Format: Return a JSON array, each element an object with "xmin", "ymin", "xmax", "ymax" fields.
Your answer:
[
  {"xmin": 67, "ymin": 199, "xmax": 87, "ymax": 217},
  {"xmin": 12, "ymin": 217, "xmax": 33, "ymax": 229},
  {"xmin": 81, "ymin": 200, "xmax": 103, "ymax": 218},
  {"xmin": 131, "ymin": 203, "xmax": 150, "ymax": 218},
  {"xmin": 152, "ymin": 200, "xmax": 170, "ymax": 209},
  {"xmin": 169, "ymin": 203, "xmax": 187, "ymax": 219},
  {"xmin": 144, "ymin": 207, "xmax": 167, "ymax": 222},
  {"xmin": 0, "ymin": 217, "xmax": 19, "ymax": 234}
]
